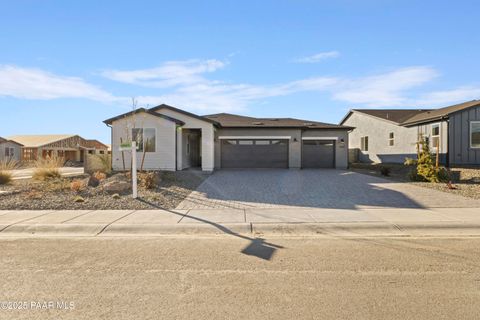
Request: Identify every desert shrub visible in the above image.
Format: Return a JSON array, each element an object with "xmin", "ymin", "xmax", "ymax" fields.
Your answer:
[
  {"xmin": 70, "ymin": 179, "xmax": 85, "ymax": 192},
  {"xmin": 139, "ymin": 172, "xmax": 158, "ymax": 189},
  {"xmin": 408, "ymin": 168, "xmax": 425, "ymax": 182},
  {"xmin": 93, "ymin": 171, "xmax": 107, "ymax": 181},
  {"xmin": 437, "ymin": 167, "xmax": 450, "ymax": 183},
  {"xmin": 0, "ymin": 158, "xmax": 18, "ymax": 185},
  {"xmin": 0, "ymin": 172, "xmax": 12, "ymax": 185},
  {"xmin": 32, "ymin": 155, "xmax": 63, "ymax": 181},
  {"xmin": 380, "ymin": 166, "xmax": 391, "ymax": 176},
  {"xmin": 86, "ymin": 154, "xmax": 112, "ymax": 174},
  {"xmin": 409, "ymin": 138, "xmax": 447, "ymax": 183},
  {"xmin": 404, "ymin": 157, "xmax": 417, "ymax": 166}
]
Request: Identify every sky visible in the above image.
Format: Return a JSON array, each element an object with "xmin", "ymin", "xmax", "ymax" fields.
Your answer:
[{"xmin": 1, "ymin": 0, "xmax": 480, "ymax": 143}]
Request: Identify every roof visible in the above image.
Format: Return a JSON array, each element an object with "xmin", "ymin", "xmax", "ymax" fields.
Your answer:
[
  {"xmin": 103, "ymin": 108, "xmax": 185, "ymax": 125},
  {"xmin": 401, "ymin": 100, "xmax": 480, "ymax": 126},
  {"xmin": 204, "ymin": 113, "xmax": 353, "ymax": 129},
  {"xmin": 85, "ymin": 139, "xmax": 109, "ymax": 149},
  {"xmin": 149, "ymin": 104, "xmax": 220, "ymax": 126},
  {"xmin": 344, "ymin": 109, "xmax": 430, "ymax": 125},
  {"xmin": 7, "ymin": 134, "xmax": 75, "ymax": 148},
  {"xmin": 0, "ymin": 137, "xmax": 23, "ymax": 146}
]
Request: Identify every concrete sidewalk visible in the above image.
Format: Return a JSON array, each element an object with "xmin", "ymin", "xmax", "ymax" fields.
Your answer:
[{"xmin": 0, "ymin": 207, "xmax": 479, "ymax": 237}]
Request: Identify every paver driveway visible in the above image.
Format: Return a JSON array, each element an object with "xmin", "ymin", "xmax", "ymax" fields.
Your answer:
[{"xmin": 176, "ymin": 169, "xmax": 480, "ymax": 210}]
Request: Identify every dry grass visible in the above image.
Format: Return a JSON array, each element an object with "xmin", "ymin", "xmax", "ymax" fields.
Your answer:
[
  {"xmin": 93, "ymin": 171, "xmax": 107, "ymax": 181},
  {"xmin": 32, "ymin": 155, "xmax": 64, "ymax": 181},
  {"xmin": 139, "ymin": 172, "xmax": 158, "ymax": 189},
  {"xmin": 70, "ymin": 179, "xmax": 85, "ymax": 192},
  {"xmin": 0, "ymin": 158, "xmax": 18, "ymax": 185}
]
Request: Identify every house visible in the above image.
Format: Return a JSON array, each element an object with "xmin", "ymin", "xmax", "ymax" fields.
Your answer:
[
  {"xmin": 340, "ymin": 100, "xmax": 480, "ymax": 166},
  {"xmin": 7, "ymin": 135, "xmax": 109, "ymax": 162},
  {"xmin": 103, "ymin": 104, "xmax": 353, "ymax": 171},
  {"xmin": 0, "ymin": 137, "xmax": 23, "ymax": 162}
]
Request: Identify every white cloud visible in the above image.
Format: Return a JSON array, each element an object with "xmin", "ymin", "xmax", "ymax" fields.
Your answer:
[
  {"xmin": 332, "ymin": 66, "xmax": 439, "ymax": 107},
  {"xmin": 294, "ymin": 51, "xmax": 340, "ymax": 63},
  {"xmin": 0, "ymin": 65, "xmax": 115, "ymax": 102},
  {"xmin": 415, "ymin": 86, "xmax": 480, "ymax": 107}
]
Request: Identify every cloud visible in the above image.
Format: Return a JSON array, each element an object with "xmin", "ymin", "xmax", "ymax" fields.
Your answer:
[
  {"xmin": 415, "ymin": 86, "xmax": 480, "ymax": 107},
  {"xmin": 294, "ymin": 51, "xmax": 340, "ymax": 63},
  {"xmin": 332, "ymin": 66, "xmax": 439, "ymax": 107},
  {"xmin": 0, "ymin": 65, "xmax": 115, "ymax": 102}
]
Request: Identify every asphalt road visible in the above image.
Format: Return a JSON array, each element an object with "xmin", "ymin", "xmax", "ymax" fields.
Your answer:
[{"xmin": 0, "ymin": 236, "xmax": 479, "ymax": 319}]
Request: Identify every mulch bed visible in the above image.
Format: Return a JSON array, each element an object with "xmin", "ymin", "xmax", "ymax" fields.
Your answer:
[
  {"xmin": 350, "ymin": 163, "xmax": 480, "ymax": 200},
  {"xmin": 0, "ymin": 171, "xmax": 209, "ymax": 210}
]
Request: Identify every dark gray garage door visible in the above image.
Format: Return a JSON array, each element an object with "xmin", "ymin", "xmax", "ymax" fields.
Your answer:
[
  {"xmin": 302, "ymin": 140, "xmax": 335, "ymax": 168},
  {"xmin": 221, "ymin": 139, "xmax": 288, "ymax": 168}
]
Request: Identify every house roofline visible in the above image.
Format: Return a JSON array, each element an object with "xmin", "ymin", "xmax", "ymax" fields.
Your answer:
[
  {"xmin": 149, "ymin": 104, "xmax": 220, "ymax": 126},
  {"xmin": 103, "ymin": 108, "xmax": 185, "ymax": 126}
]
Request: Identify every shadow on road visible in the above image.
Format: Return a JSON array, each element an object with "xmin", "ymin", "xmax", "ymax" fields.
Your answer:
[{"xmin": 136, "ymin": 198, "xmax": 284, "ymax": 261}]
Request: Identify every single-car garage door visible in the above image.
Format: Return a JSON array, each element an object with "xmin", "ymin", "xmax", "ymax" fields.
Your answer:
[
  {"xmin": 302, "ymin": 140, "xmax": 335, "ymax": 168},
  {"xmin": 221, "ymin": 139, "xmax": 289, "ymax": 168}
]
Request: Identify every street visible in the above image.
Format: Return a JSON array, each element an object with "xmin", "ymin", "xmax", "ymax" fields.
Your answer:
[{"xmin": 0, "ymin": 236, "xmax": 479, "ymax": 319}]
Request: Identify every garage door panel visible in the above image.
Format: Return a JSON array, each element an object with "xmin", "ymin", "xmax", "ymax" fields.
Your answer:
[
  {"xmin": 221, "ymin": 140, "xmax": 288, "ymax": 168},
  {"xmin": 302, "ymin": 140, "xmax": 335, "ymax": 168}
]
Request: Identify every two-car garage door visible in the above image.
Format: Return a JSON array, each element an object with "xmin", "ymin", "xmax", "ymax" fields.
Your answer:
[
  {"xmin": 220, "ymin": 138, "xmax": 336, "ymax": 168},
  {"xmin": 221, "ymin": 139, "xmax": 289, "ymax": 168}
]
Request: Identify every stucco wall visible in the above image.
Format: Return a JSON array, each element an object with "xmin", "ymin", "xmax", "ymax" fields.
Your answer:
[
  {"xmin": 343, "ymin": 112, "xmax": 418, "ymax": 163},
  {"xmin": 156, "ymin": 109, "xmax": 215, "ymax": 171},
  {"xmin": 110, "ymin": 112, "xmax": 176, "ymax": 171},
  {"xmin": 449, "ymin": 105, "xmax": 480, "ymax": 165},
  {"xmin": 0, "ymin": 142, "xmax": 22, "ymax": 162}
]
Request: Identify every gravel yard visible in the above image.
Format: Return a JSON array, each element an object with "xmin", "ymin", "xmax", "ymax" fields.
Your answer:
[
  {"xmin": 350, "ymin": 163, "xmax": 480, "ymax": 200},
  {"xmin": 0, "ymin": 170, "xmax": 208, "ymax": 210}
]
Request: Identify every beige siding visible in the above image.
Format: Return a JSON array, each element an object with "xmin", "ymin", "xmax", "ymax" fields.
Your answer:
[
  {"xmin": 110, "ymin": 112, "xmax": 176, "ymax": 171},
  {"xmin": 0, "ymin": 142, "xmax": 22, "ymax": 162},
  {"xmin": 344, "ymin": 112, "xmax": 418, "ymax": 163},
  {"xmin": 155, "ymin": 109, "xmax": 215, "ymax": 171}
]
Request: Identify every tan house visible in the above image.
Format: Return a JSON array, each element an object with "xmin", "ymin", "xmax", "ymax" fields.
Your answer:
[
  {"xmin": 7, "ymin": 135, "xmax": 109, "ymax": 162},
  {"xmin": 0, "ymin": 136, "xmax": 23, "ymax": 162}
]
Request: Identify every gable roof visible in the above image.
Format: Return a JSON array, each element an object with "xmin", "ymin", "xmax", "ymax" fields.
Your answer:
[
  {"xmin": 149, "ymin": 104, "xmax": 220, "ymax": 126},
  {"xmin": 0, "ymin": 137, "xmax": 23, "ymax": 146},
  {"xmin": 204, "ymin": 113, "xmax": 353, "ymax": 129},
  {"xmin": 7, "ymin": 134, "xmax": 76, "ymax": 148},
  {"xmin": 85, "ymin": 139, "xmax": 109, "ymax": 149},
  {"xmin": 344, "ymin": 109, "xmax": 430, "ymax": 125},
  {"xmin": 401, "ymin": 100, "xmax": 480, "ymax": 126},
  {"xmin": 103, "ymin": 108, "xmax": 185, "ymax": 125}
]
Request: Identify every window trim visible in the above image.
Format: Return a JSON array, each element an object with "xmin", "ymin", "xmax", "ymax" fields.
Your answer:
[
  {"xmin": 471, "ymin": 121, "xmax": 480, "ymax": 149},
  {"xmin": 431, "ymin": 123, "xmax": 440, "ymax": 149},
  {"xmin": 388, "ymin": 132, "xmax": 394, "ymax": 146},
  {"xmin": 360, "ymin": 136, "xmax": 369, "ymax": 152}
]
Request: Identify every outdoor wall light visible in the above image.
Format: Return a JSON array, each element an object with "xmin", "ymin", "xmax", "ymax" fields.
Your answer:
[{"xmin": 293, "ymin": 137, "xmax": 298, "ymax": 142}]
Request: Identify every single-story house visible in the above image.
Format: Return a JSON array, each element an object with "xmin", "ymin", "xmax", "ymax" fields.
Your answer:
[
  {"xmin": 340, "ymin": 100, "xmax": 480, "ymax": 166},
  {"xmin": 103, "ymin": 104, "xmax": 353, "ymax": 171},
  {"xmin": 7, "ymin": 135, "xmax": 109, "ymax": 162},
  {"xmin": 0, "ymin": 136, "xmax": 23, "ymax": 162}
]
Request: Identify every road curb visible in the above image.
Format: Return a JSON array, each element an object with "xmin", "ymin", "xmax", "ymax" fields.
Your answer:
[
  {"xmin": 0, "ymin": 224, "xmax": 106, "ymax": 236},
  {"xmin": 101, "ymin": 223, "xmax": 252, "ymax": 236}
]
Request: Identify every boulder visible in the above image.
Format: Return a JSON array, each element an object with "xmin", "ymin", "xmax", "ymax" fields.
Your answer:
[
  {"xmin": 87, "ymin": 175, "xmax": 99, "ymax": 187},
  {"xmin": 102, "ymin": 180, "xmax": 131, "ymax": 194}
]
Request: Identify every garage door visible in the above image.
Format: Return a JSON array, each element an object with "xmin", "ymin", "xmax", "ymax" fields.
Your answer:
[
  {"xmin": 221, "ymin": 139, "xmax": 289, "ymax": 168},
  {"xmin": 302, "ymin": 140, "xmax": 335, "ymax": 168}
]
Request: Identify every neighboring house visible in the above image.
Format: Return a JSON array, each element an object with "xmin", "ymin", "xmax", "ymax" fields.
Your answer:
[
  {"xmin": 0, "ymin": 136, "xmax": 23, "ymax": 162},
  {"xmin": 103, "ymin": 104, "xmax": 353, "ymax": 171},
  {"xmin": 340, "ymin": 100, "xmax": 480, "ymax": 166},
  {"xmin": 7, "ymin": 135, "xmax": 109, "ymax": 162}
]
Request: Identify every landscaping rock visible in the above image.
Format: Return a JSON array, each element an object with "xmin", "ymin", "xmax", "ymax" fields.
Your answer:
[
  {"xmin": 103, "ymin": 181, "xmax": 131, "ymax": 194},
  {"xmin": 73, "ymin": 195, "xmax": 85, "ymax": 203},
  {"xmin": 112, "ymin": 193, "xmax": 121, "ymax": 199},
  {"xmin": 88, "ymin": 176, "xmax": 100, "ymax": 187}
]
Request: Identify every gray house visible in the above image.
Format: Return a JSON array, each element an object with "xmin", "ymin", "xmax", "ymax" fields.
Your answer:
[
  {"xmin": 104, "ymin": 104, "xmax": 352, "ymax": 171},
  {"xmin": 0, "ymin": 137, "xmax": 23, "ymax": 162},
  {"xmin": 340, "ymin": 100, "xmax": 480, "ymax": 166}
]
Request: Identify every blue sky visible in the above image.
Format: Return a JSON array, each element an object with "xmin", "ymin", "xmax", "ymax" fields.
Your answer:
[{"xmin": 1, "ymin": 0, "xmax": 479, "ymax": 143}]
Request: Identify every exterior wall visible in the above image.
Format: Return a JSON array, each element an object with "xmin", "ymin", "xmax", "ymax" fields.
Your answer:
[
  {"xmin": 0, "ymin": 142, "xmax": 22, "ymax": 161},
  {"xmin": 416, "ymin": 120, "xmax": 448, "ymax": 164},
  {"xmin": 214, "ymin": 128, "xmax": 302, "ymax": 169},
  {"xmin": 156, "ymin": 109, "xmax": 215, "ymax": 171},
  {"xmin": 449, "ymin": 105, "xmax": 480, "ymax": 165},
  {"xmin": 343, "ymin": 112, "xmax": 418, "ymax": 163},
  {"xmin": 302, "ymin": 129, "xmax": 349, "ymax": 169},
  {"xmin": 110, "ymin": 112, "xmax": 176, "ymax": 171}
]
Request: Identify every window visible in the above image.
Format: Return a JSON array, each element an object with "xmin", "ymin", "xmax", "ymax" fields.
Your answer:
[
  {"xmin": 238, "ymin": 140, "xmax": 253, "ymax": 145},
  {"xmin": 471, "ymin": 121, "xmax": 480, "ymax": 148},
  {"xmin": 4, "ymin": 147, "xmax": 14, "ymax": 158},
  {"xmin": 360, "ymin": 136, "xmax": 369, "ymax": 151},
  {"xmin": 255, "ymin": 140, "xmax": 270, "ymax": 145},
  {"xmin": 431, "ymin": 124, "xmax": 440, "ymax": 149},
  {"xmin": 131, "ymin": 128, "xmax": 156, "ymax": 152},
  {"xmin": 389, "ymin": 132, "xmax": 394, "ymax": 146}
]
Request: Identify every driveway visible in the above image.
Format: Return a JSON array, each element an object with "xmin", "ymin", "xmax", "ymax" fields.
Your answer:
[
  {"xmin": 11, "ymin": 167, "xmax": 84, "ymax": 180},
  {"xmin": 176, "ymin": 169, "xmax": 480, "ymax": 210}
]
